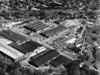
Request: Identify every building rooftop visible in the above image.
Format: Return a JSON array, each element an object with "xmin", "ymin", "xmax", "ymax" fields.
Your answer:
[
  {"xmin": 40, "ymin": 25, "xmax": 67, "ymax": 38},
  {"xmin": 50, "ymin": 55, "xmax": 73, "ymax": 67},
  {"xmin": 29, "ymin": 50, "xmax": 59, "ymax": 67}
]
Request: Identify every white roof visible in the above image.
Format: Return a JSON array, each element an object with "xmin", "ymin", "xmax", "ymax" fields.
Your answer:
[
  {"xmin": 66, "ymin": 38, "xmax": 76, "ymax": 44},
  {"xmin": 0, "ymin": 36, "xmax": 12, "ymax": 44},
  {"xmin": 0, "ymin": 42, "xmax": 24, "ymax": 59}
]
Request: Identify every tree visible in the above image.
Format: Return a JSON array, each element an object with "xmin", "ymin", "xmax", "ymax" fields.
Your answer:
[
  {"xmin": 80, "ymin": 71, "xmax": 86, "ymax": 75},
  {"xmin": 9, "ymin": 68, "xmax": 22, "ymax": 75},
  {"xmin": 33, "ymin": 70, "xmax": 42, "ymax": 75},
  {"xmin": 60, "ymin": 70, "xmax": 68, "ymax": 75},
  {"xmin": 80, "ymin": 64, "xmax": 90, "ymax": 75},
  {"xmin": 0, "ymin": 68, "xmax": 6, "ymax": 75},
  {"xmin": 72, "ymin": 69, "xmax": 80, "ymax": 75},
  {"xmin": 42, "ymin": 70, "xmax": 50, "ymax": 75},
  {"xmin": 80, "ymin": 64, "xmax": 89, "ymax": 72},
  {"xmin": 64, "ymin": 59, "xmax": 81, "ymax": 75},
  {"xmin": 90, "ymin": 69, "xmax": 99, "ymax": 75}
]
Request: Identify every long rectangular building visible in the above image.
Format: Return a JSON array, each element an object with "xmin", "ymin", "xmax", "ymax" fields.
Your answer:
[
  {"xmin": 40, "ymin": 26, "xmax": 67, "ymax": 38},
  {"xmin": 26, "ymin": 41, "xmax": 42, "ymax": 47},
  {"xmin": 0, "ymin": 42, "xmax": 24, "ymax": 60},
  {"xmin": 0, "ymin": 51, "xmax": 14, "ymax": 63},
  {"xmin": 0, "ymin": 30, "xmax": 26, "ymax": 43},
  {"xmin": 0, "ymin": 31, "xmax": 18, "ymax": 42},
  {"xmin": 9, "ymin": 40, "xmax": 42, "ymax": 54},
  {"xmin": 3, "ymin": 30, "xmax": 26, "ymax": 42},
  {"xmin": 21, "ymin": 42, "xmax": 37, "ymax": 51},
  {"xmin": 24, "ymin": 21, "xmax": 49, "ymax": 32},
  {"xmin": 29, "ymin": 50, "xmax": 59, "ymax": 67},
  {"xmin": 9, "ymin": 43, "xmax": 30, "ymax": 54}
]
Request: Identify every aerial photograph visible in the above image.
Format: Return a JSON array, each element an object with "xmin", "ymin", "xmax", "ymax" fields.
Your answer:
[{"xmin": 0, "ymin": 0, "xmax": 100, "ymax": 75}]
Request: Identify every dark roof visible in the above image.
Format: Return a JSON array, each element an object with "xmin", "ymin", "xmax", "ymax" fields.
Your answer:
[
  {"xmin": 24, "ymin": 21, "xmax": 48, "ymax": 32},
  {"xmin": 31, "ymin": 21, "xmax": 43, "ymax": 26},
  {"xmin": 21, "ymin": 42, "xmax": 37, "ymax": 51},
  {"xmin": 35, "ymin": 25, "xmax": 48, "ymax": 31},
  {"xmin": 29, "ymin": 50, "xmax": 59, "ymax": 67},
  {"xmin": 9, "ymin": 43, "xmax": 31, "ymax": 54},
  {"xmin": 0, "ymin": 31, "xmax": 19, "ymax": 42},
  {"xmin": 41, "ymin": 26, "xmax": 67, "ymax": 37},
  {"xmin": 32, "ymin": 50, "xmax": 59, "ymax": 61},
  {"xmin": 3, "ymin": 30, "xmax": 26, "ymax": 42},
  {"xmin": 26, "ymin": 41, "xmax": 42, "ymax": 47},
  {"xmin": 55, "ymin": 19, "xmax": 65, "ymax": 24},
  {"xmin": 24, "ymin": 26, "xmax": 36, "ymax": 32},
  {"xmin": 30, "ymin": 49, "xmax": 50, "ymax": 59},
  {"xmin": 31, "ymin": 23, "xmax": 44, "ymax": 28},
  {"xmin": 50, "ymin": 55, "xmax": 73, "ymax": 67}
]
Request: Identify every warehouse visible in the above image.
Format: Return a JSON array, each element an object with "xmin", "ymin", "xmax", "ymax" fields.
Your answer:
[
  {"xmin": 0, "ymin": 30, "xmax": 26, "ymax": 43},
  {"xmin": 31, "ymin": 23, "xmax": 44, "ymax": 28},
  {"xmin": 3, "ymin": 30, "xmax": 26, "ymax": 42},
  {"xmin": 29, "ymin": 50, "xmax": 59, "ymax": 67},
  {"xmin": 21, "ymin": 42, "xmax": 37, "ymax": 51},
  {"xmin": 0, "ymin": 51, "xmax": 15, "ymax": 63},
  {"xmin": 40, "ymin": 26, "xmax": 67, "ymax": 38},
  {"xmin": 0, "ymin": 42, "xmax": 24, "ymax": 61},
  {"xmin": 26, "ymin": 41, "xmax": 42, "ymax": 47},
  {"xmin": 30, "ymin": 21, "xmax": 43, "ymax": 26},
  {"xmin": 31, "ymin": 49, "xmax": 50, "ymax": 59},
  {"xmin": 24, "ymin": 21, "xmax": 49, "ymax": 32},
  {"xmin": 35, "ymin": 25, "xmax": 48, "ymax": 31},
  {"xmin": 24, "ymin": 26, "xmax": 36, "ymax": 32},
  {"xmin": 0, "ymin": 31, "xmax": 18, "ymax": 42},
  {"xmin": 9, "ymin": 43, "xmax": 31, "ymax": 54},
  {"xmin": 50, "ymin": 55, "xmax": 73, "ymax": 67},
  {"xmin": 30, "ymin": 22, "xmax": 46, "ymax": 28},
  {"xmin": 9, "ymin": 41, "xmax": 41, "ymax": 54}
]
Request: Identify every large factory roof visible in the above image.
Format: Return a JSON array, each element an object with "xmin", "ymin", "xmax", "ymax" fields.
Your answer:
[
  {"xmin": 29, "ymin": 50, "xmax": 59, "ymax": 67},
  {"xmin": 0, "ymin": 42, "xmax": 23, "ymax": 60},
  {"xmin": 0, "ymin": 30, "xmax": 26, "ymax": 42},
  {"xmin": 26, "ymin": 41, "xmax": 42, "ymax": 47},
  {"xmin": 0, "ymin": 31, "xmax": 18, "ymax": 42},
  {"xmin": 8, "ymin": 40, "xmax": 42, "ymax": 54},
  {"xmin": 21, "ymin": 42, "xmax": 37, "ymax": 51},
  {"xmin": 41, "ymin": 26, "xmax": 67, "ymax": 37},
  {"xmin": 24, "ymin": 21, "xmax": 49, "ymax": 32},
  {"xmin": 9, "ymin": 41, "xmax": 40, "ymax": 54},
  {"xmin": 9, "ymin": 43, "xmax": 30, "ymax": 54},
  {"xmin": 50, "ymin": 55, "xmax": 73, "ymax": 67},
  {"xmin": 3, "ymin": 30, "xmax": 26, "ymax": 42}
]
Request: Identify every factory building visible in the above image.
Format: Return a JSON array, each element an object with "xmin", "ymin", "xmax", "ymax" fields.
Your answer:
[
  {"xmin": 0, "ymin": 29, "xmax": 43, "ymax": 63},
  {"xmin": 0, "ymin": 42, "xmax": 24, "ymax": 63},
  {"xmin": 29, "ymin": 50, "xmax": 59, "ymax": 67},
  {"xmin": 3, "ymin": 30, "xmax": 26, "ymax": 42},
  {"xmin": 9, "ymin": 40, "xmax": 42, "ymax": 54},
  {"xmin": 40, "ymin": 26, "xmax": 67, "ymax": 38},
  {"xmin": 50, "ymin": 55, "xmax": 73, "ymax": 67},
  {"xmin": 9, "ymin": 43, "xmax": 31, "ymax": 54},
  {"xmin": 0, "ymin": 30, "xmax": 26, "ymax": 43},
  {"xmin": 23, "ymin": 21, "xmax": 49, "ymax": 32},
  {"xmin": 0, "ymin": 51, "xmax": 14, "ymax": 64}
]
